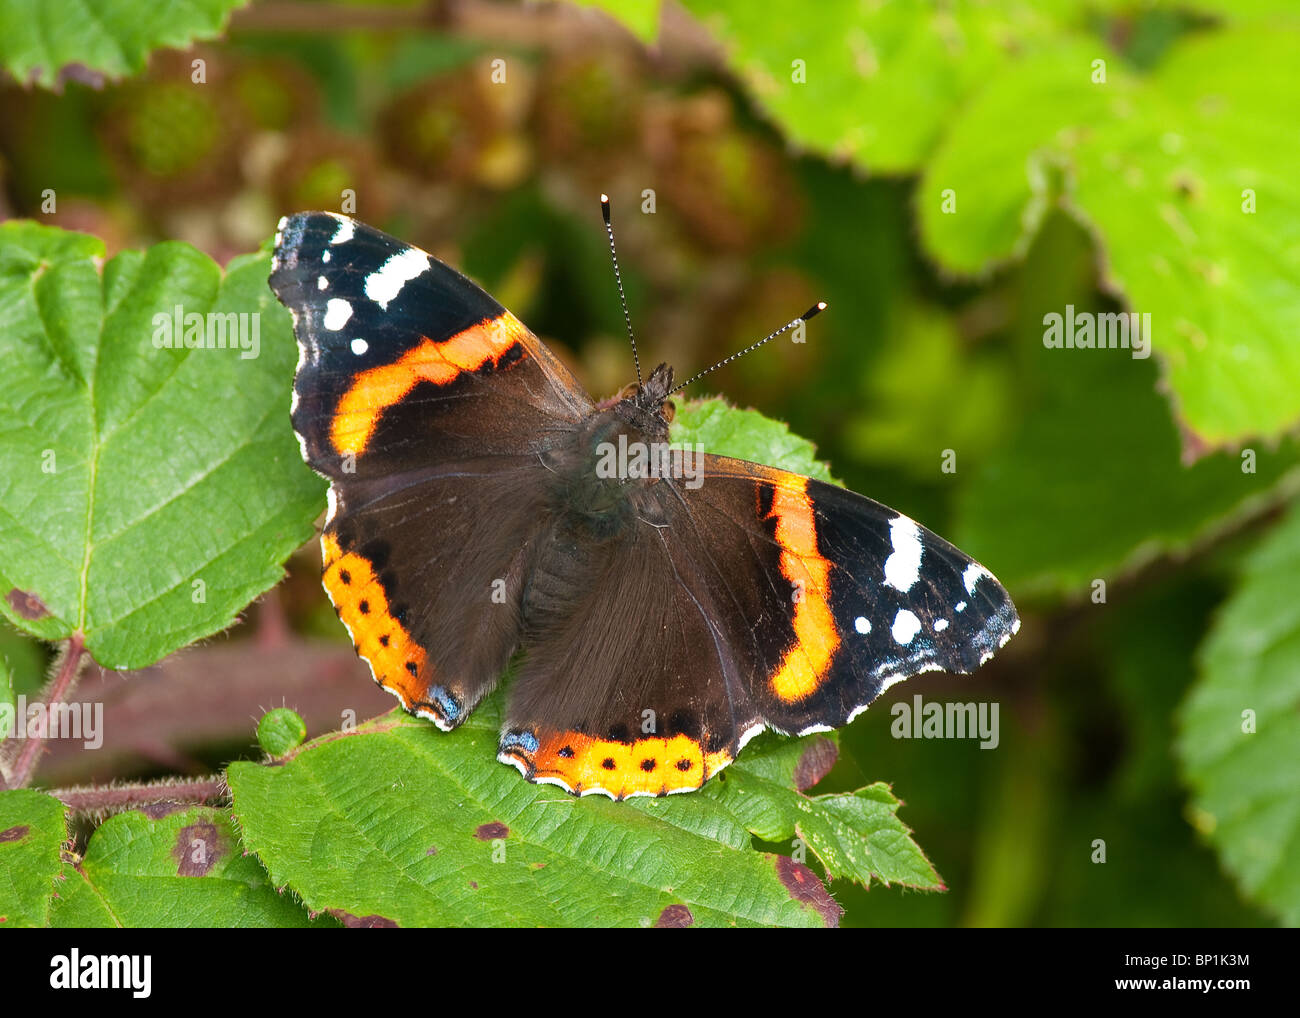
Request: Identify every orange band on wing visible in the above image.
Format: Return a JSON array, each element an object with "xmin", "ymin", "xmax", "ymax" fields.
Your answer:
[
  {"xmin": 767, "ymin": 479, "xmax": 839, "ymax": 703},
  {"xmin": 321, "ymin": 533, "xmax": 427, "ymax": 706},
  {"xmin": 502, "ymin": 729, "xmax": 732, "ymax": 799},
  {"xmin": 329, "ymin": 312, "xmax": 530, "ymax": 456}
]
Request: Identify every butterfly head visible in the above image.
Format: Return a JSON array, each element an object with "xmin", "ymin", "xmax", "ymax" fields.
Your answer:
[{"xmin": 611, "ymin": 362, "xmax": 675, "ymax": 437}]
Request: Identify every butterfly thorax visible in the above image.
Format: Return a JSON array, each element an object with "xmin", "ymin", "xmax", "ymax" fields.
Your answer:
[{"xmin": 522, "ymin": 365, "xmax": 675, "ymax": 633}]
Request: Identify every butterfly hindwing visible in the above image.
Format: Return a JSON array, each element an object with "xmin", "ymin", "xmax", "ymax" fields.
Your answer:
[
  {"xmin": 498, "ymin": 451, "xmax": 1018, "ymax": 796},
  {"xmin": 321, "ymin": 465, "xmax": 552, "ymax": 729},
  {"xmin": 499, "ymin": 508, "xmax": 764, "ymax": 797}
]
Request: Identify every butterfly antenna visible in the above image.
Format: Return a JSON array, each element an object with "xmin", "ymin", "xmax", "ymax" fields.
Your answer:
[
  {"xmin": 601, "ymin": 194, "xmax": 642, "ymax": 387},
  {"xmin": 667, "ymin": 302, "xmax": 827, "ymax": 397}
]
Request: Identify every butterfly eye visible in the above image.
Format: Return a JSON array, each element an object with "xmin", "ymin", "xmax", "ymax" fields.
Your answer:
[
  {"xmin": 661, "ymin": 399, "xmax": 676, "ymax": 424},
  {"xmin": 617, "ymin": 382, "xmax": 640, "ymax": 401}
]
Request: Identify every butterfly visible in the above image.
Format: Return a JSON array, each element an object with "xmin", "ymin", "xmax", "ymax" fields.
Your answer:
[{"xmin": 269, "ymin": 204, "xmax": 1019, "ymax": 799}]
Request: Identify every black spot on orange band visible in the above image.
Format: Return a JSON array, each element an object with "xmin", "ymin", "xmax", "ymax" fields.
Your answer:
[
  {"xmin": 500, "ymin": 728, "xmax": 733, "ymax": 799},
  {"xmin": 322, "ymin": 532, "xmax": 428, "ymax": 710}
]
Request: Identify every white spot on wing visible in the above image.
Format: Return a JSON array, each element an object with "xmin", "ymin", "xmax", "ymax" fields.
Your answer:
[
  {"xmin": 365, "ymin": 248, "xmax": 429, "ymax": 309},
  {"xmin": 323, "ymin": 298, "xmax": 352, "ymax": 331},
  {"xmin": 321, "ymin": 250, "xmax": 331, "ymax": 263},
  {"xmin": 891, "ymin": 609, "xmax": 921, "ymax": 645},
  {"xmin": 317, "ymin": 276, "xmax": 328, "ymax": 290},
  {"xmin": 884, "ymin": 516, "xmax": 923, "ymax": 592},
  {"xmin": 955, "ymin": 601, "xmax": 967, "ymax": 613},
  {"xmin": 350, "ymin": 338, "xmax": 369, "ymax": 356},
  {"xmin": 854, "ymin": 616, "xmax": 871, "ymax": 634},
  {"xmin": 934, "ymin": 618, "xmax": 949, "ymax": 632},
  {"xmin": 330, "ymin": 218, "xmax": 355, "ymax": 245},
  {"xmin": 963, "ymin": 562, "xmax": 991, "ymax": 595}
]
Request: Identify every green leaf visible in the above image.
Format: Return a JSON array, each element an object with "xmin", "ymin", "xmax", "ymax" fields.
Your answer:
[
  {"xmin": 956, "ymin": 345, "xmax": 1300, "ymax": 598},
  {"xmin": 954, "ymin": 214, "xmax": 1300, "ymax": 598},
  {"xmin": 671, "ymin": 397, "xmax": 840, "ymax": 485},
  {"xmin": 0, "ymin": 0, "xmax": 247, "ymax": 89},
  {"xmin": 0, "ymin": 621, "xmax": 45, "ymax": 702},
  {"xmin": 842, "ymin": 305, "xmax": 1012, "ymax": 480},
  {"xmin": 0, "ymin": 222, "xmax": 325, "ymax": 669},
  {"xmin": 1177, "ymin": 500, "xmax": 1300, "ymax": 927},
  {"xmin": 703, "ymin": 734, "xmax": 940, "ymax": 889},
  {"xmin": 49, "ymin": 804, "xmax": 323, "ymax": 927},
  {"xmin": 919, "ymin": 30, "xmax": 1300, "ymax": 447},
  {"xmin": 679, "ymin": 0, "xmax": 1090, "ymax": 173},
  {"xmin": 229, "ymin": 701, "xmax": 938, "ymax": 928},
  {"xmin": 0, "ymin": 789, "xmax": 67, "ymax": 927}
]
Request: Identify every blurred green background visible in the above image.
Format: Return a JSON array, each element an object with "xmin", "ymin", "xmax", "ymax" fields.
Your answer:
[{"xmin": 1, "ymin": 0, "xmax": 1297, "ymax": 927}]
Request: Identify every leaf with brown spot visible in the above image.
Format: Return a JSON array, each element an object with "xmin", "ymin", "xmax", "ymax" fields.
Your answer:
[
  {"xmin": 475, "ymin": 821, "xmax": 509, "ymax": 841},
  {"xmin": 0, "ymin": 790, "xmax": 67, "ymax": 927},
  {"xmin": 776, "ymin": 855, "xmax": 842, "ymax": 928},
  {"xmin": 0, "ymin": 221, "xmax": 323, "ymax": 667},
  {"xmin": 328, "ymin": 909, "xmax": 398, "ymax": 928},
  {"xmin": 173, "ymin": 821, "xmax": 222, "ymax": 877},
  {"xmin": 654, "ymin": 904, "xmax": 694, "ymax": 928},
  {"xmin": 140, "ymin": 801, "xmax": 191, "ymax": 820},
  {"xmin": 793, "ymin": 737, "xmax": 838, "ymax": 792},
  {"xmin": 5, "ymin": 589, "xmax": 49, "ymax": 621},
  {"xmin": 47, "ymin": 806, "xmax": 325, "ymax": 927},
  {"xmin": 229, "ymin": 705, "xmax": 940, "ymax": 928}
]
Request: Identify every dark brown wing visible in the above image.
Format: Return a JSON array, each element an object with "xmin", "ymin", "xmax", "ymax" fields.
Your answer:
[
  {"xmin": 271, "ymin": 212, "xmax": 592, "ymax": 727},
  {"xmin": 498, "ymin": 452, "xmax": 1018, "ymax": 797}
]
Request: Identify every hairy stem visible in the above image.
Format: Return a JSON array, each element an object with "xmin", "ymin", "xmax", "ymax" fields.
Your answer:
[
  {"xmin": 1, "ymin": 632, "xmax": 89, "ymax": 790},
  {"xmin": 51, "ymin": 774, "xmax": 230, "ymax": 816}
]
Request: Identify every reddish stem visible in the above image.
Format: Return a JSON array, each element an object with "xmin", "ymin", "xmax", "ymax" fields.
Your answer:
[
  {"xmin": 3, "ymin": 632, "xmax": 89, "ymax": 789},
  {"xmin": 51, "ymin": 774, "xmax": 229, "ymax": 815}
]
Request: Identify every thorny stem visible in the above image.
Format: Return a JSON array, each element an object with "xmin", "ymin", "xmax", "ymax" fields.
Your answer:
[{"xmin": 1, "ymin": 632, "xmax": 89, "ymax": 790}]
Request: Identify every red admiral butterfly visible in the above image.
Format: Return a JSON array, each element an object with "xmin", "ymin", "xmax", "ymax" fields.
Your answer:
[{"xmin": 269, "ymin": 203, "xmax": 1019, "ymax": 799}]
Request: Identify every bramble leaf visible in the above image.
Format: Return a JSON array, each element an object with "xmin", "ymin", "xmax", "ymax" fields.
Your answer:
[
  {"xmin": 49, "ymin": 805, "xmax": 324, "ymax": 927},
  {"xmin": 671, "ymin": 396, "xmax": 840, "ymax": 485},
  {"xmin": 1178, "ymin": 500, "xmax": 1300, "ymax": 927},
  {"xmin": 0, "ymin": 0, "xmax": 247, "ymax": 89},
  {"xmin": 0, "ymin": 788, "xmax": 67, "ymax": 927},
  {"xmin": 228, "ymin": 702, "xmax": 939, "ymax": 928},
  {"xmin": 0, "ymin": 222, "xmax": 324, "ymax": 669},
  {"xmin": 919, "ymin": 30, "xmax": 1300, "ymax": 447}
]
